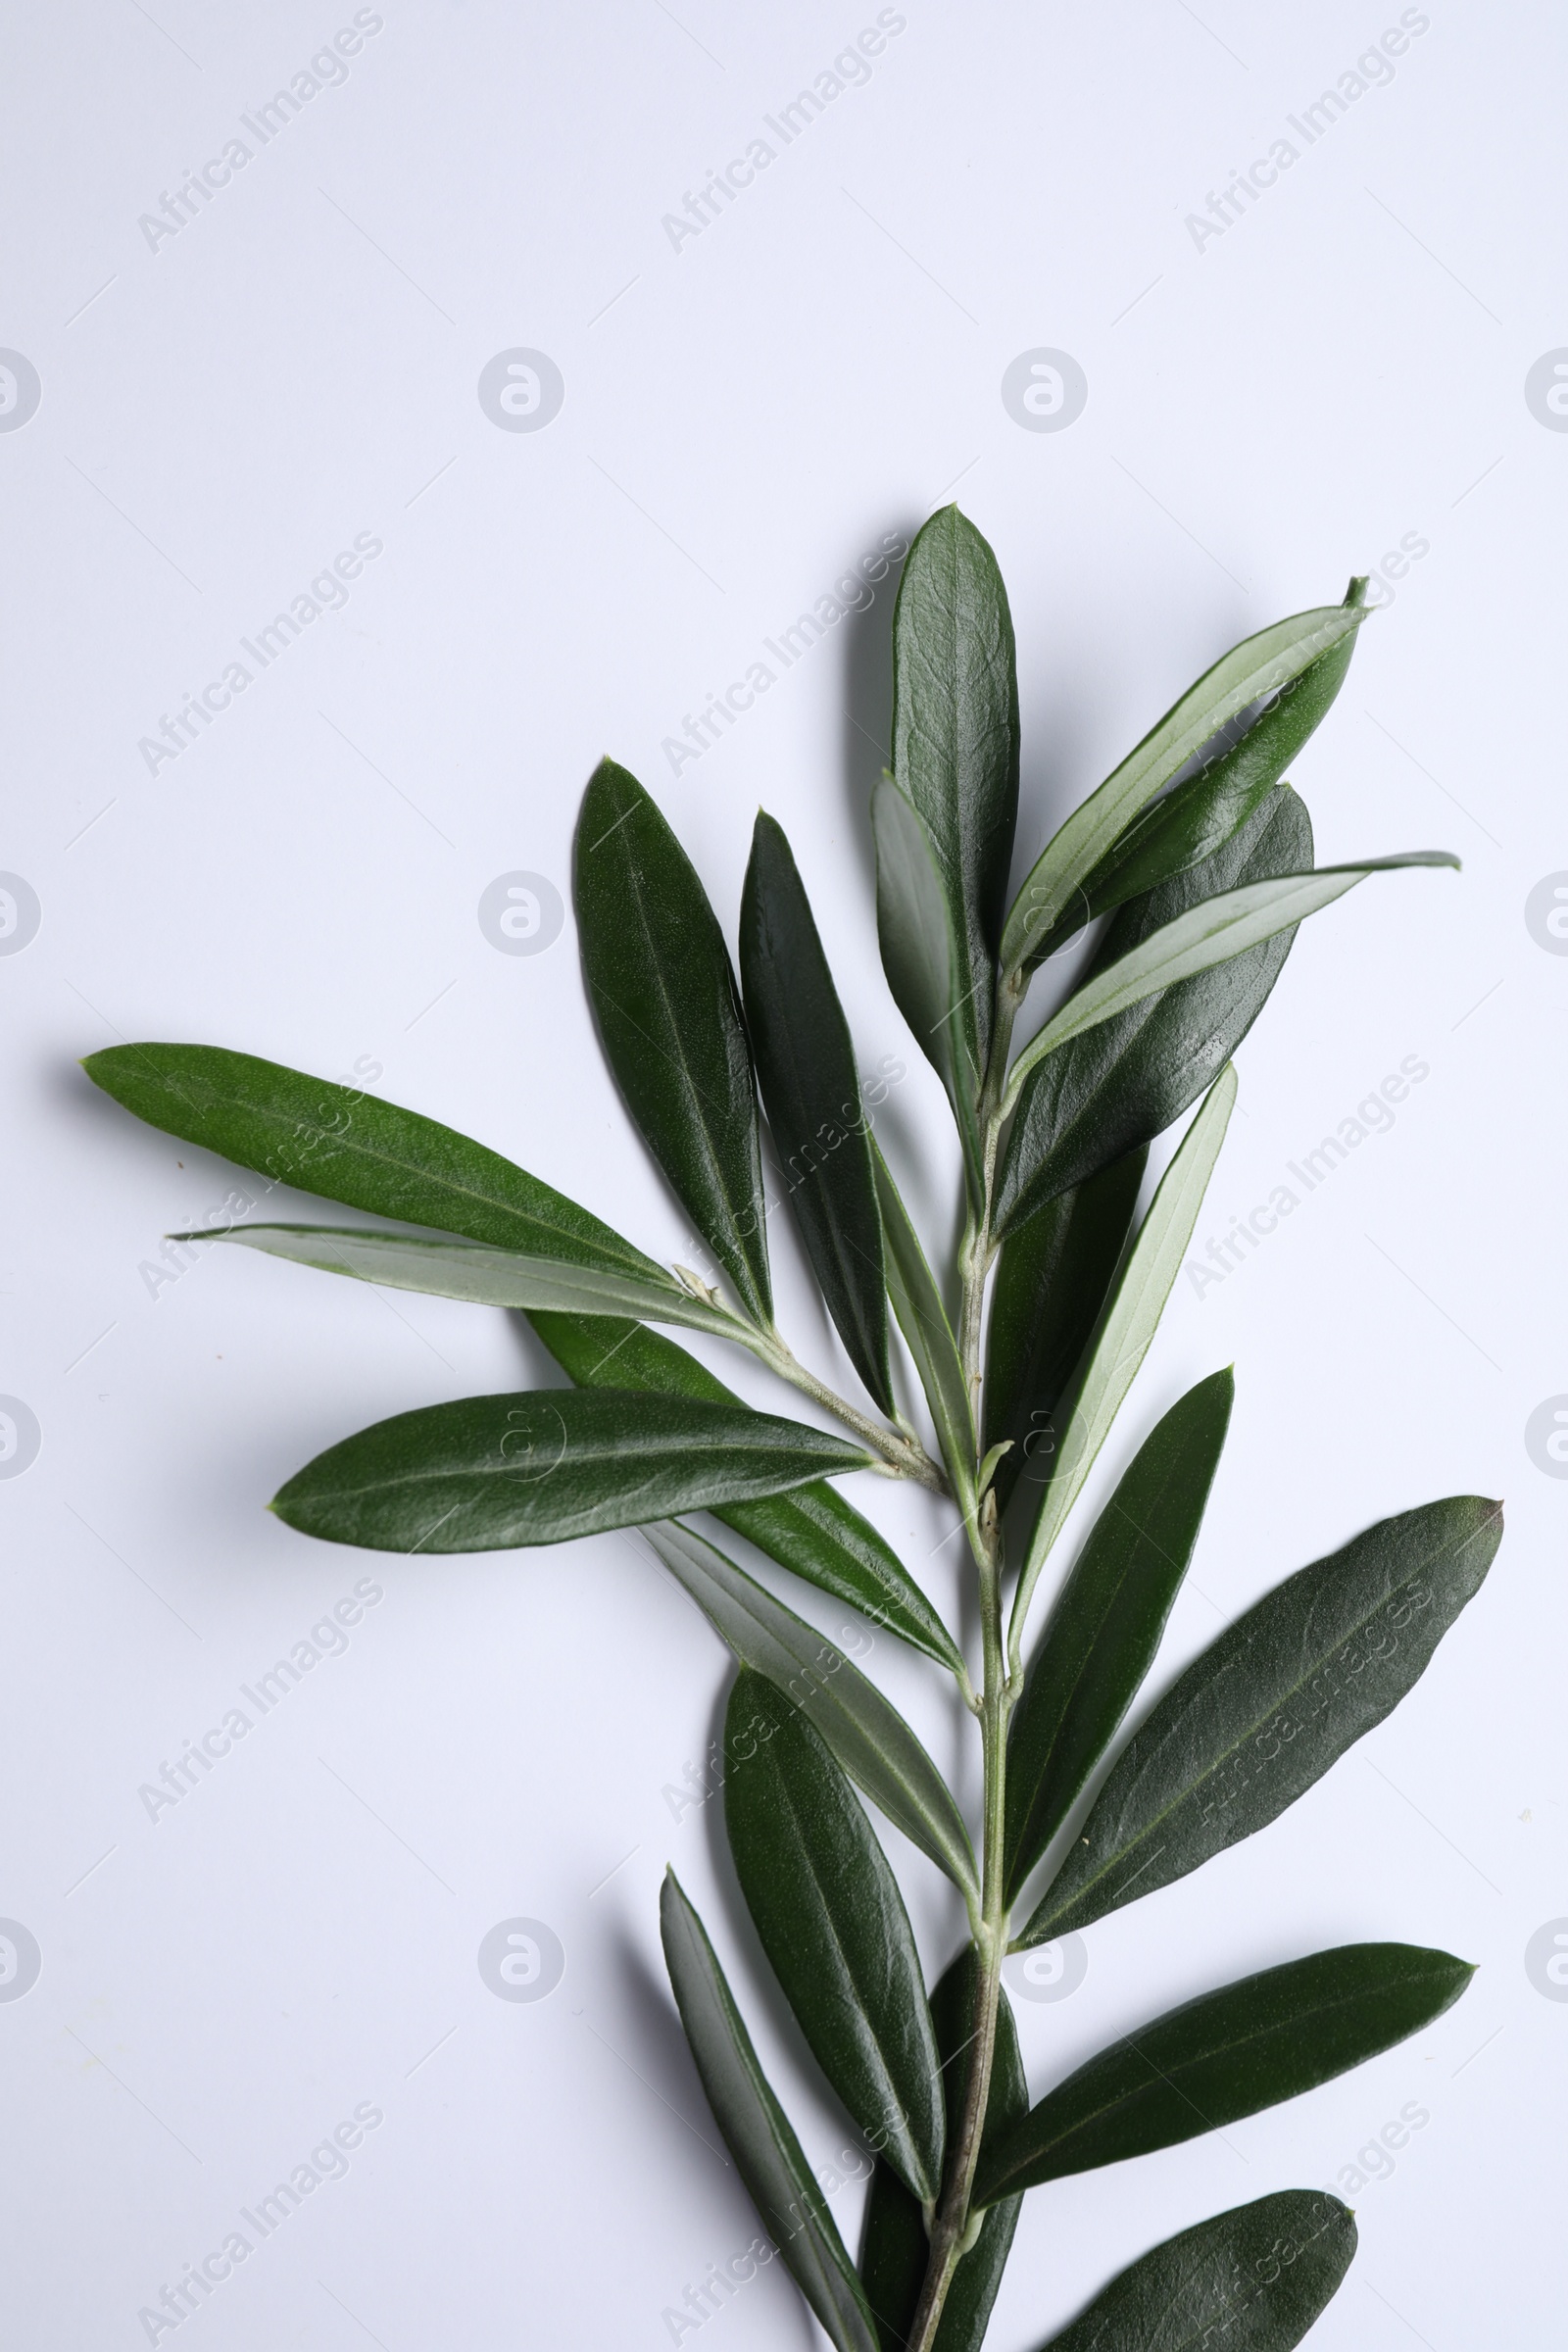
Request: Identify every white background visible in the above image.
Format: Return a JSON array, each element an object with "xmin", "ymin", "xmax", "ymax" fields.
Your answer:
[{"xmin": 2, "ymin": 2, "xmax": 1564, "ymax": 2344}]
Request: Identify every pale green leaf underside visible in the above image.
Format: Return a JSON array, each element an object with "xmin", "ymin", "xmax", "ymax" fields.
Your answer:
[
  {"xmin": 870, "ymin": 1141, "xmax": 976, "ymax": 1507},
  {"xmin": 1000, "ymin": 603, "xmax": 1372, "ymax": 974}
]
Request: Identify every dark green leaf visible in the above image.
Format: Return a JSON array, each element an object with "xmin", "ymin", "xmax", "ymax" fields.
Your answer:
[
  {"xmin": 871, "ymin": 778, "xmax": 985, "ymax": 1194},
  {"xmin": 973, "ymin": 1942, "xmax": 1473, "ymax": 2205},
  {"xmin": 661, "ymin": 1870, "xmax": 878, "ymax": 2352},
  {"xmin": 892, "ymin": 506, "xmax": 1020, "ymax": 1073},
  {"xmin": 871, "ymin": 1141, "xmax": 976, "ymax": 1506},
  {"xmin": 270, "ymin": 1390, "xmax": 870, "ymax": 1553},
  {"xmin": 1004, "ymin": 1370, "xmax": 1233, "ymax": 1905},
  {"xmin": 529, "ymin": 1312, "xmax": 964, "ymax": 1674},
  {"xmin": 995, "ymin": 786, "xmax": 1309, "ymax": 1238},
  {"xmin": 1038, "ymin": 2189, "xmax": 1356, "ymax": 2352},
  {"xmin": 574, "ymin": 758, "xmax": 771, "ymax": 1321},
  {"xmin": 741, "ymin": 812, "xmax": 893, "ymax": 1411},
  {"xmin": 1008, "ymin": 1069, "xmax": 1236, "ymax": 1662},
  {"xmin": 646, "ymin": 1519, "xmax": 978, "ymax": 1900},
  {"xmin": 1004, "ymin": 852, "xmax": 1457, "ymax": 1108},
  {"xmin": 81, "ymin": 1044, "xmax": 662, "ymax": 1275},
  {"xmin": 860, "ymin": 1950, "xmax": 1027, "ymax": 2352},
  {"xmin": 1022, "ymin": 1495, "xmax": 1502, "ymax": 1942},
  {"xmin": 984, "ymin": 1150, "xmax": 1146, "ymax": 1516},
  {"xmin": 184, "ymin": 1223, "xmax": 737, "ymax": 1337},
  {"xmin": 1000, "ymin": 601, "xmax": 1370, "ymax": 976},
  {"xmin": 1027, "ymin": 578, "xmax": 1368, "ymax": 967},
  {"xmin": 724, "ymin": 1668, "xmax": 945, "ymax": 2205}
]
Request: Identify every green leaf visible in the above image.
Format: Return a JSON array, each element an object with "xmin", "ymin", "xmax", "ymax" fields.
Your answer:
[
  {"xmin": 183, "ymin": 1222, "xmax": 741, "ymax": 1337},
  {"xmin": 871, "ymin": 777, "xmax": 985, "ymax": 1198},
  {"xmin": 1038, "ymin": 2189, "xmax": 1357, "ymax": 2352},
  {"xmin": 1022, "ymin": 1495, "xmax": 1502, "ymax": 1943},
  {"xmin": 724, "ymin": 1668, "xmax": 946, "ymax": 2205},
  {"xmin": 1004, "ymin": 1369, "xmax": 1233, "ymax": 1906},
  {"xmin": 870, "ymin": 1140, "xmax": 976, "ymax": 1507},
  {"xmin": 984, "ymin": 1150, "xmax": 1146, "ymax": 1516},
  {"xmin": 574, "ymin": 758, "xmax": 771, "ymax": 1321},
  {"xmin": 740, "ymin": 812, "xmax": 893, "ymax": 1411},
  {"xmin": 1000, "ymin": 600, "xmax": 1373, "ymax": 976},
  {"xmin": 860, "ymin": 1950, "xmax": 1028, "ymax": 2352},
  {"xmin": 1008, "ymin": 1067, "xmax": 1235, "ymax": 1667},
  {"xmin": 81, "ymin": 1044, "xmax": 663, "ymax": 1275},
  {"xmin": 1004, "ymin": 853, "xmax": 1457, "ymax": 1116},
  {"xmin": 995, "ymin": 787, "xmax": 1309, "ymax": 1237},
  {"xmin": 529, "ymin": 1311, "xmax": 964, "ymax": 1674},
  {"xmin": 973, "ymin": 1942, "xmax": 1473, "ymax": 2205},
  {"xmin": 645, "ymin": 1518, "xmax": 978, "ymax": 1901},
  {"xmin": 660, "ymin": 1870, "xmax": 878, "ymax": 2352},
  {"xmin": 891, "ymin": 506, "xmax": 1020, "ymax": 1072},
  {"xmin": 270, "ymin": 1390, "xmax": 870, "ymax": 1553},
  {"xmin": 1026, "ymin": 577, "xmax": 1369, "ymax": 968}
]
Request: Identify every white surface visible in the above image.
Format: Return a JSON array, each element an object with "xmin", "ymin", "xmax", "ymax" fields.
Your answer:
[{"xmin": 2, "ymin": 2, "xmax": 1563, "ymax": 2344}]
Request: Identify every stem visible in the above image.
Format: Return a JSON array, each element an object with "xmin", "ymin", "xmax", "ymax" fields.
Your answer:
[
  {"xmin": 906, "ymin": 977, "xmax": 1026, "ymax": 2352},
  {"xmin": 744, "ymin": 1325, "xmax": 951, "ymax": 1495}
]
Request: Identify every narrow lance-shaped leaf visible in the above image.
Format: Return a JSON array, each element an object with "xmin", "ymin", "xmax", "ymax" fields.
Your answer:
[
  {"xmin": 1039, "ymin": 2190, "xmax": 1357, "ymax": 2352},
  {"xmin": 81, "ymin": 1043, "xmax": 664, "ymax": 1275},
  {"xmin": 1004, "ymin": 1369, "xmax": 1233, "ymax": 1906},
  {"xmin": 995, "ymin": 785, "xmax": 1308, "ymax": 1238},
  {"xmin": 1008, "ymin": 1066, "xmax": 1236, "ymax": 1667},
  {"xmin": 973, "ymin": 1942, "xmax": 1473, "ymax": 2206},
  {"xmin": 574, "ymin": 758, "xmax": 772, "ymax": 1321},
  {"xmin": 1000, "ymin": 599, "xmax": 1373, "ymax": 976},
  {"xmin": 1025, "ymin": 575, "xmax": 1369, "ymax": 967},
  {"xmin": 1003, "ymin": 853, "xmax": 1458, "ymax": 1115},
  {"xmin": 724, "ymin": 1668, "xmax": 946, "ymax": 2205},
  {"xmin": 741, "ymin": 811, "xmax": 893, "ymax": 1411},
  {"xmin": 270, "ymin": 1390, "xmax": 871, "ymax": 1554},
  {"xmin": 660, "ymin": 1870, "xmax": 879, "ymax": 2352},
  {"xmin": 645, "ymin": 1518, "xmax": 978, "ymax": 1902},
  {"xmin": 1021, "ymin": 1495, "xmax": 1502, "ymax": 1944},
  {"xmin": 530, "ymin": 1311, "xmax": 964, "ymax": 1674},
  {"xmin": 870, "ymin": 1139, "xmax": 976, "ymax": 1508},
  {"xmin": 984, "ymin": 1149, "xmax": 1146, "ymax": 1516},
  {"xmin": 859, "ymin": 1951, "xmax": 1027, "ymax": 2352},
  {"xmin": 180, "ymin": 1222, "xmax": 742, "ymax": 1339},
  {"xmin": 871, "ymin": 777, "xmax": 985, "ymax": 1199},
  {"xmin": 892, "ymin": 505, "xmax": 1020, "ymax": 1072}
]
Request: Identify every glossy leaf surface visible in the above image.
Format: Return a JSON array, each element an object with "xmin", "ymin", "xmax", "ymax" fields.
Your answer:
[
  {"xmin": 724, "ymin": 1668, "xmax": 945, "ymax": 2204},
  {"xmin": 892, "ymin": 506, "xmax": 1019, "ymax": 1070},
  {"xmin": 646, "ymin": 1519, "xmax": 978, "ymax": 1899},
  {"xmin": 871, "ymin": 778, "xmax": 985, "ymax": 1193},
  {"xmin": 82, "ymin": 1044, "xmax": 662, "ymax": 1272},
  {"xmin": 574, "ymin": 758, "xmax": 771, "ymax": 1320},
  {"xmin": 1023, "ymin": 1495, "xmax": 1502, "ymax": 1942},
  {"xmin": 741, "ymin": 812, "xmax": 893, "ymax": 1410},
  {"xmin": 531, "ymin": 1312, "xmax": 962, "ymax": 1672},
  {"xmin": 984, "ymin": 1150, "xmax": 1146, "ymax": 1516},
  {"xmin": 860, "ymin": 1950, "xmax": 1027, "ymax": 2352},
  {"xmin": 1004, "ymin": 1369, "xmax": 1233, "ymax": 1904},
  {"xmin": 661, "ymin": 1870, "xmax": 878, "ymax": 2352},
  {"xmin": 1039, "ymin": 2189, "xmax": 1356, "ymax": 2352},
  {"xmin": 1009, "ymin": 1067, "xmax": 1235, "ymax": 1658},
  {"xmin": 996, "ymin": 787, "xmax": 1308, "ymax": 1236},
  {"xmin": 974, "ymin": 1942, "xmax": 1472, "ymax": 2204},
  {"xmin": 270, "ymin": 1390, "xmax": 869, "ymax": 1553},
  {"xmin": 1000, "ymin": 602, "xmax": 1371, "ymax": 975}
]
